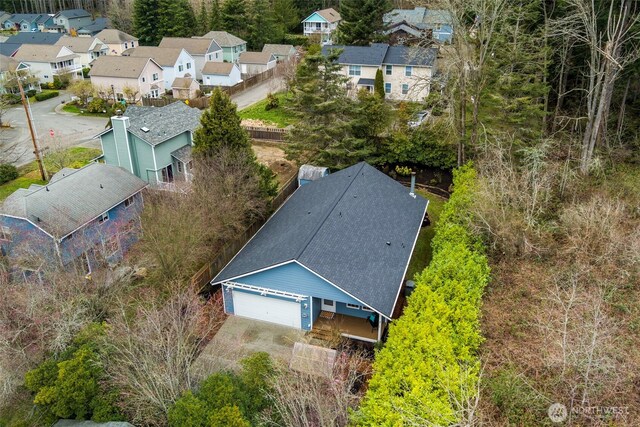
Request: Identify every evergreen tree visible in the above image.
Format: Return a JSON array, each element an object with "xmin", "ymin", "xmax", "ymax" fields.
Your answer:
[
  {"xmin": 210, "ymin": 0, "xmax": 221, "ymax": 29},
  {"xmin": 159, "ymin": 0, "xmax": 197, "ymax": 38},
  {"xmin": 221, "ymin": 0, "xmax": 248, "ymax": 38},
  {"xmin": 273, "ymin": 0, "xmax": 300, "ymax": 35},
  {"xmin": 196, "ymin": 1, "xmax": 209, "ymax": 34},
  {"xmin": 247, "ymin": 0, "xmax": 280, "ymax": 49},
  {"xmin": 337, "ymin": 0, "xmax": 390, "ymax": 45},
  {"xmin": 193, "ymin": 89, "xmax": 277, "ymax": 197},
  {"xmin": 133, "ymin": 0, "xmax": 161, "ymax": 45},
  {"xmin": 374, "ymin": 69, "xmax": 385, "ymax": 98}
]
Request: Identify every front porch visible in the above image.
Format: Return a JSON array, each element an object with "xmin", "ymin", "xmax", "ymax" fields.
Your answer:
[{"xmin": 310, "ymin": 312, "xmax": 385, "ymax": 343}]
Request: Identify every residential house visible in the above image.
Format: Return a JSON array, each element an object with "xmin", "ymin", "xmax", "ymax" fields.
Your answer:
[
  {"xmin": 52, "ymin": 9, "xmax": 92, "ymax": 33},
  {"xmin": 5, "ymin": 31, "xmax": 63, "ymax": 46},
  {"xmin": 211, "ymin": 162, "xmax": 428, "ymax": 343},
  {"xmin": 302, "ymin": 8, "xmax": 341, "ymax": 45},
  {"xmin": 0, "ymin": 163, "xmax": 147, "ymax": 280},
  {"xmin": 0, "ymin": 11, "xmax": 11, "ymax": 27},
  {"xmin": 122, "ymin": 46, "xmax": 196, "ymax": 91},
  {"xmin": 158, "ymin": 37, "xmax": 222, "ymax": 80},
  {"xmin": 262, "ymin": 44, "xmax": 296, "ymax": 62},
  {"xmin": 0, "ymin": 54, "xmax": 39, "ymax": 94},
  {"xmin": 76, "ymin": 17, "xmax": 109, "ymax": 37},
  {"xmin": 89, "ymin": 56, "xmax": 164, "ymax": 99},
  {"xmin": 383, "ymin": 7, "xmax": 454, "ymax": 44},
  {"xmin": 200, "ymin": 31, "xmax": 247, "ymax": 63},
  {"xmin": 96, "ymin": 102, "xmax": 202, "ymax": 185},
  {"xmin": 3, "ymin": 14, "xmax": 53, "ymax": 32},
  {"xmin": 323, "ymin": 43, "xmax": 438, "ymax": 102},
  {"xmin": 201, "ymin": 62, "xmax": 241, "ymax": 87},
  {"xmin": 13, "ymin": 44, "xmax": 82, "ymax": 83},
  {"xmin": 95, "ymin": 29, "xmax": 138, "ymax": 55},
  {"xmin": 171, "ymin": 74, "xmax": 200, "ymax": 99},
  {"xmin": 238, "ymin": 51, "xmax": 276, "ymax": 76},
  {"xmin": 0, "ymin": 43, "xmax": 20, "ymax": 56},
  {"xmin": 55, "ymin": 35, "xmax": 108, "ymax": 67}
]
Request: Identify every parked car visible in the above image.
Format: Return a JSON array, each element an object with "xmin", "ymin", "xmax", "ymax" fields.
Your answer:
[{"xmin": 409, "ymin": 110, "xmax": 430, "ymax": 128}]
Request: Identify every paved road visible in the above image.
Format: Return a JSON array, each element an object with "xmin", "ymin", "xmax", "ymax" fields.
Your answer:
[
  {"xmin": 232, "ymin": 77, "xmax": 285, "ymax": 110},
  {"xmin": 2, "ymin": 91, "xmax": 106, "ymax": 166}
]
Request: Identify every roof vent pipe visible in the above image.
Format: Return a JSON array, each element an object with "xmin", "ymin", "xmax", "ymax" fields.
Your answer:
[{"xmin": 409, "ymin": 172, "xmax": 416, "ymax": 198}]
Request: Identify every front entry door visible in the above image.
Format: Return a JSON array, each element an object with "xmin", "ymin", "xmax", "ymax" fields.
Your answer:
[{"xmin": 321, "ymin": 298, "xmax": 336, "ymax": 312}]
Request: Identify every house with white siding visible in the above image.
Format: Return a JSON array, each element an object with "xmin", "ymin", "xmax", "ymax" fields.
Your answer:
[
  {"xmin": 13, "ymin": 44, "xmax": 83, "ymax": 83},
  {"xmin": 302, "ymin": 8, "xmax": 341, "ymax": 45},
  {"xmin": 122, "ymin": 46, "xmax": 196, "ymax": 91},
  {"xmin": 322, "ymin": 43, "xmax": 438, "ymax": 102},
  {"xmin": 238, "ymin": 51, "xmax": 276, "ymax": 76},
  {"xmin": 201, "ymin": 62, "xmax": 242, "ymax": 87},
  {"xmin": 89, "ymin": 56, "xmax": 164, "ymax": 99},
  {"xmin": 52, "ymin": 9, "xmax": 92, "ymax": 33},
  {"xmin": 54, "ymin": 36, "xmax": 108, "ymax": 67},
  {"xmin": 158, "ymin": 37, "xmax": 222, "ymax": 81}
]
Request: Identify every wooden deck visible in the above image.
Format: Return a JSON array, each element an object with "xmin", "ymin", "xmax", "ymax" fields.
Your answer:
[{"xmin": 311, "ymin": 313, "xmax": 379, "ymax": 342}]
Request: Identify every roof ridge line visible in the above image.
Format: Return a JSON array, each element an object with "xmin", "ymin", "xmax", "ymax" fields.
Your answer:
[{"xmin": 295, "ymin": 162, "xmax": 365, "ymax": 260}]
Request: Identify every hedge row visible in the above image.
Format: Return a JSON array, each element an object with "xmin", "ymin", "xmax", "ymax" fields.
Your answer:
[
  {"xmin": 354, "ymin": 164, "xmax": 489, "ymax": 425},
  {"xmin": 35, "ymin": 91, "xmax": 59, "ymax": 102}
]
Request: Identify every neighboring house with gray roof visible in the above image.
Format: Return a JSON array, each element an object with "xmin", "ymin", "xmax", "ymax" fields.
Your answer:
[
  {"xmin": 383, "ymin": 7, "xmax": 454, "ymax": 43},
  {"xmin": 322, "ymin": 43, "xmax": 439, "ymax": 101},
  {"xmin": 123, "ymin": 46, "xmax": 196, "ymax": 90},
  {"xmin": 199, "ymin": 31, "xmax": 247, "ymax": 63},
  {"xmin": 201, "ymin": 61, "xmax": 241, "ymax": 87},
  {"xmin": 0, "ymin": 54, "xmax": 38, "ymax": 94},
  {"xmin": 0, "ymin": 163, "xmax": 147, "ymax": 281},
  {"xmin": 212, "ymin": 162, "xmax": 428, "ymax": 343},
  {"xmin": 55, "ymin": 35, "xmax": 108, "ymax": 67},
  {"xmin": 238, "ymin": 51, "xmax": 276, "ymax": 76},
  {"xmin": 159, "ymin": 36, "xmax": 223, "ymax": 80},
  {"xmin": 52, "ymin": 9, "xmax": 92, "ymax": 33},
  {"xmin": 3, "ymin": 13, "xmax": 53, "ymax": 32},
  {"xmin": 262, "ymin": 44, "xmax": 296, "ymax": 62},
  {"xmin": 76, "ymin": 17, "xmax": 109, "ymax": 36},
  {"xmin": 13, "ymin": 44, "xmax": 83, "ymax": 83},
  {"xmin": 95, "ymin": 29, "xmax": 138, "ymax": 55},
  {"xmin": 302, "ymin": 8, "xmax": 341, "ymax": 45},
  {"xmin": 96, "ymin": 102, "xmax": 202, "ymax": 185},
  {"xmin": 89, "ymin": 55, "xmax": 164, "ymax": 99}
]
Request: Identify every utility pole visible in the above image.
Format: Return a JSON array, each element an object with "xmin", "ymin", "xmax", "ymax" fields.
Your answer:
[{"xmin": 17, "ymin": 76, "xmax": 47, "ymax": 181}]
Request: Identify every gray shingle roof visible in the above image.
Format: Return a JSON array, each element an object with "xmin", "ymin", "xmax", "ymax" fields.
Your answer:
[
  {"xmin": 322, "ymin": 43, "xmax": 389, "ymax": 66},
  {"xmin": 89, "ymin": 56, "xmax": 159, "ymax": 78},
  {"xmin": 6, "ymin": 31, "xmax": 63, "ymax": 45},
  {"xmin": 124, "ymin": 101, "xmax": 202, "ymax": 146},
  {"xmin": 357, "ymin": 78, "xmax": 375, "ymax": 86},
  {"xmin": 1, "ymin": 163, "xmax": 147, "ymax": 238},
  {"xmin": 7, "ymin": 13, "xmax": 41, "ymax": 23},
  {"xmin": 213, "ymin": 162, "xmax": 428, "ymax": 318},
  {"xmin": 55, "ymin": 9, "xmax": 90, "ymax": 19},
  {"xmin": 171, "ymin": 145, "xmax": 192, "ymax": 163},
  {"xmin": 200, "ymin": 31, "xmax": 246, "ymax": 47},
  {"xmin": 383, "ymin": 45, "xmax": 438, "ymax": 66},
  {"xmin": 159, "ymin": 37, "xmax": 221, "ymax": 55},
  {"xmin": 262, "ymin": 44, "xmax": 295, "ymax": 56},
  {"xmin": 95, "ymin": 29, "xmax": 137, "ymax": 44}
]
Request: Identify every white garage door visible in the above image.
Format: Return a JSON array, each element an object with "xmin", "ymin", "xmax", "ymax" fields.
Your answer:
[{"xmin": 232, "ymin": 290, "xmax": 301, "ymax": 329}]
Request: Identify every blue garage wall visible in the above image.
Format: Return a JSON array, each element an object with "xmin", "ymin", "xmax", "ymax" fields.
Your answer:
[
  {"xmin": 335, "ymin": 302, "xmax": 370, "ymax": 319},
  {"xmin": 237, "ymin": 262, "xmax": 363, "ymax": 307}
]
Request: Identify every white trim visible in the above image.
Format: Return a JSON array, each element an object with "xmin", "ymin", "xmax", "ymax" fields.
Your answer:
[
  {"xmin": 377, "ymin": 316, "xmax": 383, "ymax": 341},
  {"xmin": 295, "ymin": 261, "xmax": 393, "ymax": 321},
  {"xmin": 390, "ymin": 198, "xmax": 429, "ymax": 318},
  {"xmin": 346, "ymin": 303, "xmax": 360, "ymax": 309},
  {"xmin": 212, "ymin": 260, "xmax": 295, "ymax": 285},
  {"xmin": 342, "ymin": 333, "xmax": 377, "ymax": 343},
  {"xmin": 122, "ymin": 119, "xmax": 134, "ymax": 173},
  {"xmin": 223, "ymin": 281, "xmax": 308, "ymax": 302},
  {"xmin": 151, "ymin": 145, "xmax": 159, "ymax": 184},
  {"xmin": 221, "ymin": 283, "xmax": 229, "ymax": 313},
  {"xmin": 309, "ymin": 296, "xmax": 314, "ymax": 329}
]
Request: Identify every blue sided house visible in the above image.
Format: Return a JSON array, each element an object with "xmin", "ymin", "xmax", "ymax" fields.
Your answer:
[
  {"xmin": 384, "ymin": 7, "xmax": 454, "ymax": 44},
  {"xmin": 212, "ymin": 162, "xmax": 428, "ymax": 343},
  {"xmin": 0, "ymin": 163, "xmax": 147, "ymax": 281}
]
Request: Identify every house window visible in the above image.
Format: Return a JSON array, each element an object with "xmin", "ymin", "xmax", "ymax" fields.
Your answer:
[
  {"xmin": 215, "ymin": 52, "xmax": 219, "ymax": 58},
  {"xmin": 141, "ymin": 77, "xmax": 146, "ymax": 82},
  {"xmin": 178, "ymin": 64, "xmax": 184, "ymax": 72},
  {"xmin": 116, "ymin": 92, "xmax": 124, "ymax": 101},
  {"xmin": 385, "ymin": 64, "xmax": 392, "ymax": 75},
  {"xmin": 152, "ymin": 73, "xmax": 159, "ymax": 81},
  {"xmin": 0, "ymin": 226, "xmax": 12, "ymax": 241},
  {"xmin": 362, "ymin": 306, "xmax": 374, "ymax": 312},
  {"xmin": 44, "ymin": 75, "xmax": 49, "ymax": 79},
  {"xmin": 150, "ymin": 89, "xmax": 159, "ymax": 98},
  {"xmin": 405, "ymin": 66, "xmax": 413, "ymax": 76},
  {"xmin": 186, "ymin": 62, "xmax": 191, "ymax": 69},
  {"xmin": 161, "ymin": 164, "xmax": 174, "ymax": 182},
  {"xmin": 124, "ymin": 42, "xmax": 128, "ymax": 49},
  {"xmin": 384, "ymin": 82, "xmax": 391, "ymax": 93},
  {"xmin": 98, "ymin": 212, "xmax": 109, "ymax": 223},
  {"xmin": 315, "ymin": 22, "xmax": 321, "ymax": 30},
  {"xmin": 124, "ymin": 196, "xmax": 134, "ymax": 208},
  {"xmin": 131, "ymin": 41, "xmax": 135, "ymax": 47},
  {"xmin": 186, "ymin": 161, "xmax": 193, "ymax": 171},
  {"xmin": 348, "ymin": 65, "xmax": 361, "ymax": 76},
  {"xmin": 208, "ymin": 54, "xmax": 212, "ymax": 60},
  {"xmin": 103, "ymin": 235, "xmax": 119, "ymax": 257},
  {"xmin": 402, "ymin": 83, "xmax": 409, "ymax": 94},
  {"xmin": 177, "ymin": 161, "xmax": 183, "ymax": 173},
  {"xmin": 346, "ymin": 303, "xmax": 360, "ymax": 309}
]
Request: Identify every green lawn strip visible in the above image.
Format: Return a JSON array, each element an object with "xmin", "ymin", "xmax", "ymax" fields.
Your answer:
[
  {"xmin": 62, "ymin": 103, "xmax": 110, "ymax": 117},
  {"xmin": 0, "ymin": 147, "xmax": 102, "ymax": 201},
  {"xmin": 406, "ymin": 190, "xmax": 447, "ymax": 281},
  {"xmin": 239, "ymin": 92, "xmax": 297, "ymax": 128}
]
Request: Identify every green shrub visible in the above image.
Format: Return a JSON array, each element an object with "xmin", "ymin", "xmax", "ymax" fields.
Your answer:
[
  {"xmin": 25, "ymin": 89, "xmax": 36, "ymax": 98},
  {"xmin": 394, "ymin": 165, "xmax": 412, "ymax": 176},
  {"xmin": 209, "ymin": 406, "xmax": 250, "ymax": 427},
  {"xmin": 0, "ymin": 164, "xmax": 19, "ymax": 184},
  {"xmin": 283, "ymin": 34, "xmax": 307, "ymax": 47},
  {"xmin": 265, "ymin": 93, "xmax": 279, "ymax": 111},
  {"xmin": 86, "ymin": 98, "xmax": 107, "ymax": 113},
  {"xmin": 488, "ymin": 367, "xmax": 550, "ymax": 425},
  {"xmin": 383, "ymin": 120, "xmax": 457, "ymax": 169},
  {"xmin": 168, "ymin": 391, "xmax": 209, "ymax": 427},
  {"xmin": 353, "ymin": 164, "xmax": 489, "ymax": 426},
  {"xmin": 82, "ymin": 67, "xmax": 91, "ymax": 78},
  {"xmin": 34, "ymin": 91, "xmax": 59, "ymax": 102},
  {"xmin": 1, "ymin": 93, "xmax": 21, "ymax": 104}
]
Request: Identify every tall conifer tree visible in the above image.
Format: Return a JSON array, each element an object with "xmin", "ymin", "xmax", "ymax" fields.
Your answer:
[{"xmin": 338, "ymin": 0, "xmax": 390, "ymax": 45}]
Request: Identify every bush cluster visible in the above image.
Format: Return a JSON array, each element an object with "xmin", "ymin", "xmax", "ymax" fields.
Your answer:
[
  {"xmin": 354, "ymin": 164, "xmax": 489, "ymax": 425},
  {"xmin": 35, "ymin": 91, "xmax": 59, "ymax": 102},
  {"xmin": 1, "ymin": 93, "xmax": 21, "ymax": 104},
  {"xmin": 0, "ymin": 164, "xmax": 18, "ymax": 184}
]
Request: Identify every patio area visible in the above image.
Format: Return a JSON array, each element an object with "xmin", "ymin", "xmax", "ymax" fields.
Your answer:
[{"xmin": 311, "ymin": 313, "xmax": 380, "ymax": 343}]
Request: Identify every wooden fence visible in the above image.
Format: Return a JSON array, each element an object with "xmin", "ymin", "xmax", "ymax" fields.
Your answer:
[
  {"xmin": 242, "ymin": 125, "xmax": 288, "ymax": 142},
  {"xmin": 191, "ymin": 173, "xmax": 299, "ymax": 291}
]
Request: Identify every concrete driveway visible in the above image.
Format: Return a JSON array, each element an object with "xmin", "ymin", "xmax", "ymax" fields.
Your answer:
[
  {"xmin": 193, "ymin": 316, "xmax": 305, "ymax": 378},
  {"xmin": 2, "ymin": 91, "xmax": 106, "ymax": 166},
  {"xmin": 232, "ymin": 77, "xmax": 285, "ymax": 110}
]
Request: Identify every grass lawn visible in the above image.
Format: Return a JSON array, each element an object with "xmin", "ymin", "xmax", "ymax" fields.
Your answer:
[
  {"xmin": 62, "ymin": 103, "xmax": 110, "ymax": 117},
  {"xmin": 239, "ymin": 92, "xmax": 297, "ymax": 128},
  {"xmin": 0, "ymin": 147, "xmax": 102, "ymax": 201},
  {"xmin": 406, "ymin": 190, "xmax": 447, "ymax": 281}
]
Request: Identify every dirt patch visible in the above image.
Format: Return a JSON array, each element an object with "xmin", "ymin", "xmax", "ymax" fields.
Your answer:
[{"xmin": 252, "ymin": 142, "xmax": 296, "ymax": 186}]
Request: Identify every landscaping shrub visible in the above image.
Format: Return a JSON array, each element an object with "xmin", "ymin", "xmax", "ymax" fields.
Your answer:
[
  {"xmin": 35, "ymin": 91, "xmax": 59, "ymax": 102},
  {"xmin": 1, "ymin": 93, "xmax": 21, "ymax": 104},
  {"xmin": 353, "ymin": 164, "xmax": 490, "ymax": 426},
  {"xmin": 25, "ymin": 89, "xmax": 36, "ymax": 98},
  {"xmin": 82, "ymin": 67, "xmax": 91, "ymax": 78},
  {"xmin": 86, "ymin": 98, "xmax": 107, "ymax": 113},
  {"xmin": 265, "ymin": 92, "xmax": 279, "ymax": 111},
  {"xmin": 0, "ymin": 164, "xmax": 18, "ymax": 184},
  {"xmin": 283, "ymin": 34, "xmax": 307, "ymax": 47}
]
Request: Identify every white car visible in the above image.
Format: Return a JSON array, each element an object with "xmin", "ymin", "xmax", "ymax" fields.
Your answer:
[{"xmin": 409, "ymin": 110, "xmax": 430, "ymax": 128}]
